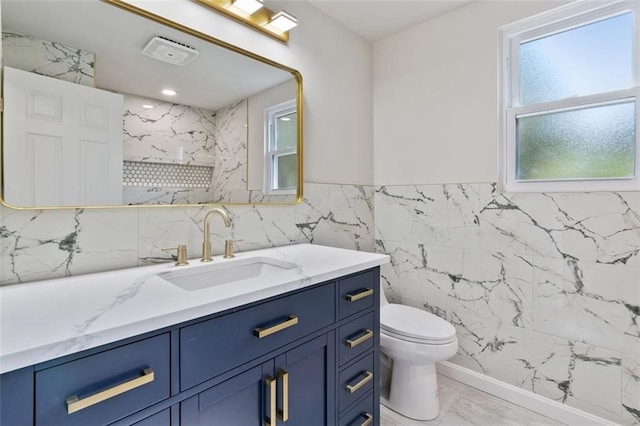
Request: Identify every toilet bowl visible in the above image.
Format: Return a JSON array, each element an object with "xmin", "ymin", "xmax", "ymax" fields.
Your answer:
[{"xmin": 379, "ymin": 291, "xmax": 458, "ymax": 420}]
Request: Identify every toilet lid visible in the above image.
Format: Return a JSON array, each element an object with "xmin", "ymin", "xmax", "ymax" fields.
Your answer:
[{"xmin": 380, "ymin": 304, "xmax": 456, "ymax": 344}]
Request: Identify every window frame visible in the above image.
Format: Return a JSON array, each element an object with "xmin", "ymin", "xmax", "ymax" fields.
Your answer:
[
  {"xmin": 498, "ymin": 0, "xmax": 640, "ymax": 192},
  {"xmin": 264, "ymin": 99, "xmax": 297, "ymax": 195}
]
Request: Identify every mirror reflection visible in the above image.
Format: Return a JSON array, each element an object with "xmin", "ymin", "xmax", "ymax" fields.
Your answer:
[{"xmin": 1, "ymin": 0, "xmax": 301, "ymax": 208}]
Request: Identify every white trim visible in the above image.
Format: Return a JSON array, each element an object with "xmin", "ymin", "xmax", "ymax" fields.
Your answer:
[{"xmin": 436, "ymin": 361, "xmax": 619, "ymax": 426}]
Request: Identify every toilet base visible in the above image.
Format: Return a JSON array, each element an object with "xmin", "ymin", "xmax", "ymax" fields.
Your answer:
[{"xmin": 383, "ymin": 362, "xmax": 439, "ymax": 421}]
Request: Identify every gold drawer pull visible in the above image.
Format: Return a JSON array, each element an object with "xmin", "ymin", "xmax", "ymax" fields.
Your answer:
[
  {"xmin": 66, "ymin": 367, "xmax": 154, "ymax": 414},
  {"xmin": 360, "ymin": 412, "xmax": 374, "ymax": 426},
  {"xmin": 278, "ymin": 369, "xmax": 289, "ymax": 422},
  {"xmin": 345, "ymin": 288, "xmax": 373, "ymax": 302},
  {"xmin": 265, "ymin": 376, "xmax": 276, "ymax": 426},
  {"xmin": 254, "ymin": 315, "xmax": 299, "ymax": 338},
  {"xmin": 346, "ymin": 329, "xmax": 373, "ymax": 348},
  {"xmin": 346, "ymin": 371, "xmax": 373, "ymax": 394}
]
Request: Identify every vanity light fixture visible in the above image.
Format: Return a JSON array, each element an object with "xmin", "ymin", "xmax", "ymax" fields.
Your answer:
[
  {"xmin": 161, "ymin": 89, "xmax": 177, "ymax": 96},
  {"xmin": 195, "ymin": 0, "xmax": 297, "ymax": 42},
  {"xmin": 142, "ymin": 104, "xmax": 155, "ymax": 109},
  {"xmin": 232, "ymin": 0, "xmax": 263, "ymax": 15},
  {"xmin": 268, "ymin": 11, "xmax": 297, "ymax": 32}
]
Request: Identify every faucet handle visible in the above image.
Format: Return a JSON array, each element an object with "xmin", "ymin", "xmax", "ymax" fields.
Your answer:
[
  {"xmin": 223, "ymin": 240, "xmax": 235, "ymax": 259},
  {"xmin": 162, "ymin": 244, "xmax": 189, "ymax": 266}
]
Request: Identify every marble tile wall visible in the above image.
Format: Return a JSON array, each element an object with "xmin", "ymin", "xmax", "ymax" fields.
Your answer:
[
  {"xmin": 208, "ymin": 100, "xmax": 252, "ymax": 203},
  {"xmin": 3, "ymin": 178, "xmax": 637, "ymax": 423},
  {"xmin": 375, "ymin": 183, "xmax": 640, "ymax": 424},
  {"xmin": 2, "ymin": 30, "xmax": 94, "ymax": 86},
  {"xmin": 122, "ymin": 94, "xmax": 217, "ymax": 166},
  {"xmin": 0, "ymin": 183, "xmax": 374, "ymax": 285},
  {"xmin": 122, "ymin": 97, "xmax": 252, "ymax": 204}
]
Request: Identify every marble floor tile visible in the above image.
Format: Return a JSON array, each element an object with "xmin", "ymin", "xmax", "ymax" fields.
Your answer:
[{"xmin": 380, "ymin": 375, "xmax": 565, "ymax": 426}]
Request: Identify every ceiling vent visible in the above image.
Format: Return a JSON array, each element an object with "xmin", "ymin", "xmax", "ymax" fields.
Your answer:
[{"xmin": 142, "ymin": 35, "xmax": 199, "ymax": 66}]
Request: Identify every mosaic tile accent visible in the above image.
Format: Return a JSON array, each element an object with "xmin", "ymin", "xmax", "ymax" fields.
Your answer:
[{"xmin": 122, "ymin": 161, "xmax": 213, "ymax": 188}]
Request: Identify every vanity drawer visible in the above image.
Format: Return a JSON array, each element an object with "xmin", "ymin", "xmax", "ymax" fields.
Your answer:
[
  {"xmin": 338, "ymin": 353, "xmax": 375, "ymax": 412},
  {"xmin": 35, "ymin": 334, "xmax": 170, "ymax": 426},
  {"xmin": 339, "ymin": 392, "xmax": 375, "ymax": 426},
  {"xmin": 180, "ymin": 283, "xmax": 335, "ymax": 390},
  {"xmin": 338, "ymin": 270, "xmax": 376, "ymax": 319},
  {"xmin": 339, "ymin": 312, "xmax": 375, "ymax": 365}
]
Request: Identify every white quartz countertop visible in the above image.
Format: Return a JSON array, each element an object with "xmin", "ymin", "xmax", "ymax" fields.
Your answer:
[{"xmin": 0, "ymin": 244, "xmax": 388, "ymax": 374}]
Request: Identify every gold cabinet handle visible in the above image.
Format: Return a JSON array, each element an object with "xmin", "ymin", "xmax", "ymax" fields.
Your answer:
[
  {"xmin": 346, "ymin": 371, "xmax": 373, "ymax": 394},
  {"xmin": 265, "ymin": 376, "xmax": 276, "ymax": 426},
  {"xmin": 345, "ymin": 288, "xmax": 373, "ymax": 302},
  {"xmin": 66, "ymin": 368, "xmax": 154, "ymax": 414},
  {"xmin": 277, "ymin": 369, "xmax": 289, "ymax": 422},
  {"xmin": 360, "ymin": 412, "xmax": 374, "ymax": 426},
  {"xmin": 345, "ymin": 329, "xmax": 373, "ymax": 348},
  {"xmin": 254, "ymin": 315, "xmax": 298, "ymax": 338}
]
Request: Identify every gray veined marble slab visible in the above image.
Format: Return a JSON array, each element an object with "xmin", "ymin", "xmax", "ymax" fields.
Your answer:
[
  {"xmin": 0, "ymin": 243, "xmax": 389, "ymax": 374},
  {"xmin": 297, "ymin": 183, "xmax": 376, "ymax": 252},
  {"xmin": 479, "ymin": 186, "xmax": 640, "ymax": 267},
  {"xmin": 533, "ymin": 257, "xmax": 640, "ymax": 356},
  {"xmin": 0, "ymin": 207, "xmax": 138, "ymax": 285},
  {"xmin": 375, "ymin": 239, "xmax": 533, "ymax": 328},
  {"xmin": 450, "ymin": 310, "xmax": 622, "ymax": 422},
  {"xmin": 123, "ymin": 94, "xmax": 217, "ymax": 166},
  {"xmin": 2, "ymin": 30, "xmax": 95, "ymax": 87},
  {"xmin": 622, "ymin": 354, "xmax": 640, "ymax": 425},
  {"xmin": 375, "ymin": 184, "xmax": 481, "ymax": 250}
]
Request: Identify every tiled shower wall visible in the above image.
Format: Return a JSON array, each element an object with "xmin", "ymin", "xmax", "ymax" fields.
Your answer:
[
  {"xmin": 375, "ymin": 184, "xmax": 640, "ymax": 425},
  {"xmin": 1, "ymin": 30, "xmax": 95, "ymax": 86}
]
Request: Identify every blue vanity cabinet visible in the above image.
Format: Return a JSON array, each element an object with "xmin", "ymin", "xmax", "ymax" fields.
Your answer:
[
  {"xmin": 179, "ymin": 283, "xmax": 335, "ymax": 391},
  {"xmin": 34, "ymin": 334, "xmax": 171, "ymax": 426},
  {"xmin": 180, "ymin": 363, "xmax": 268, "ymax": 425},
  {"xmin": 335, "ymin": 270, "xmax": 380, "ymax": 426},
  {"xmin": 180, "ymin": 333, "xmax": 334, "ymax": 425},
  {"xmin": 0, "ymin": 266, "xmax": 381, "ymax": 426}
]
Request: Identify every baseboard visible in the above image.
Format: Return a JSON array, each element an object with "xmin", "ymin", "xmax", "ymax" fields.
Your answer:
[{"xmin": 436, "ymin": 361, "xmax": 619, "ymax": 426}]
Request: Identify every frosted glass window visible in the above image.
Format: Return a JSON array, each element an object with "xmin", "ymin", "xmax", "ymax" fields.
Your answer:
[
  {"xmin": 519, "ymin": 13, "xmax": 633, "ymax": 106},
  {"xmin": 274, "ymin": 111, "xmax": 297, "ymax": 150},
  {"xmin": 516, "ymin": 101, "xmax": 636, "ymax": 180},
  {"xmin": 501, "ymin": 1, "xmax": 639, "ymax": 191},
  {"xmin": 274, "ymin": 153, "xmax": 297, "ymax": 189}
]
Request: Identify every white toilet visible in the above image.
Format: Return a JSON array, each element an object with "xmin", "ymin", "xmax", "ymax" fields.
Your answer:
[{"xmin": 379, "ymin": 284, "xmax": 458, "ymax": 420}]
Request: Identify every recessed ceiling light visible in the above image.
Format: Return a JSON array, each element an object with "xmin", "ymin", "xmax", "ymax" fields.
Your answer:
[
  {"xmin": 142, "ymin": 104, "xmax": 155, "ymax": 109},
  {"xmin": 161, "ymin": 89, "xmax": 177, "ymax": 96}
]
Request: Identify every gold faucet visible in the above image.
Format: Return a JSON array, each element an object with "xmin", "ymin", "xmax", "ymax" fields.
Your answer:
[{"xmin": 201, "ymin": 208, "xmax": 232, "ymax": 262}]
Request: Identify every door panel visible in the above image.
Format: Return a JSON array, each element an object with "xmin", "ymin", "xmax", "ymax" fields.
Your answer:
[{"xmin": 3, "ymin": 66, "xmax": 123, "ymax": 206}]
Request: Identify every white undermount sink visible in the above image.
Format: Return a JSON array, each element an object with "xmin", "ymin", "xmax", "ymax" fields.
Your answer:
[{"xmin": 157, "ymin": 257, "xmax": 297, "ymax": 291}]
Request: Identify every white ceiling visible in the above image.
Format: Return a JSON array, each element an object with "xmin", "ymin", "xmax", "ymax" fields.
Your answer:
[
  {"xmin": 306, "ymin": 0, "xmax": 475, "ymax": 42},
  {"xmin": 2, "ymin": 0, "xmax": 294, "ymax": 111}
]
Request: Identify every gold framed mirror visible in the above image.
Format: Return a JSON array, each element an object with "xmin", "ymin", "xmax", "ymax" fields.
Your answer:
[{"xmin": 0, "ymin": 0, "xmax": 303, "ymax": 209}]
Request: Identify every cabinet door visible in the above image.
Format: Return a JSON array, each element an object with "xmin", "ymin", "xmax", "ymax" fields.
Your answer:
[
  {"xmin": 180, "ymin": 363, "xmax": 271, "ymax": 425},
  {"xmin": 275, "ymin": 333, "xmax": 334, "ymax": 426}
]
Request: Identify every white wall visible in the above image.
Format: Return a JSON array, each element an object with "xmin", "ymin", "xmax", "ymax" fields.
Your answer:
[
  {"xmin": 373, "ymin": 0, "xmax": 567, "ymax": 186},
  {"xmin": 124, "ymin": 0, "xmax": 374, "ymax": 186}
]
